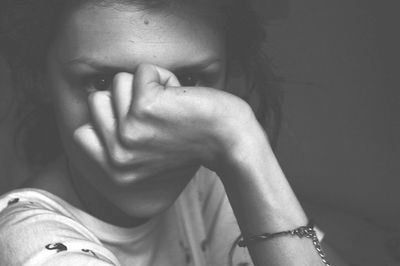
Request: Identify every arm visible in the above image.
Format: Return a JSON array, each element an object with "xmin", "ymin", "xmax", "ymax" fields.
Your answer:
[
  {"xmin": 0, "ymin": 191, "xmax": 120, "ymax": 266},
  {"xmin": 74, "ymin": 64, "xmax": 347, "ymax": 265},
  {"xmin": 215, "ymin": 106, "xmax": 348, "ymax": 265},
  {"xmin": 217, "ymin": 116, "xmax": 327, "ymax": 265}
]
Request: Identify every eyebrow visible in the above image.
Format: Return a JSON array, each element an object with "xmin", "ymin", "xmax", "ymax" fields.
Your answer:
[{"xmin": 64, "ymin": 56, "xmax": 222, "ymax": 73}]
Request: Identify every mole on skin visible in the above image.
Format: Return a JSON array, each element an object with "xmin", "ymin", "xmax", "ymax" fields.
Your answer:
[{"xmin": 144, "ymin": 19, "xmax": 150, "ymax": 25}]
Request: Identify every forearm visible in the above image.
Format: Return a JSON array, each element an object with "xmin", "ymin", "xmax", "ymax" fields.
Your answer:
[{"xmin": 218, "ymin": 129, "xmax": 326, "ymax": 266}]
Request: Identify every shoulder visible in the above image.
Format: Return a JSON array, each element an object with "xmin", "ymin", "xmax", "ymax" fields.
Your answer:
[
  {"xmin": 0, "ymin": 188, "xmax": 84, "ymax": 224},
  {"xmin": 0, "ymin": 188, "xmax": 119, "ymax": 266},
  {"xmin": 0, "ymin": 188, "xmax": 98, "ymax": 252},
  {"xmin": 0, "ymin": 188, "xmax": 73, "ymax": 221}
]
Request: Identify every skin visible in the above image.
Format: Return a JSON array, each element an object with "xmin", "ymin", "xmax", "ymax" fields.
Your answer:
[
  {"xmin": 42, "ymin": 2, "xmax": 228, "ymax": 225},
  {"xmin": 31, "ymin": 1, "xmax": 348, "ymax": 265}
]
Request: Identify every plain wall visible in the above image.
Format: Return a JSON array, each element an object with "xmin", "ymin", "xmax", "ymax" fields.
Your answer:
[{"xmin": 268, "ymin": 0, "xmax": 400, "ymax": 263}]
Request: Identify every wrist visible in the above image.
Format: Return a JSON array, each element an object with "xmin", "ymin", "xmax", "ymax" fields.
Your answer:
[
  {"xmin": 216, "ymin": 117, "xmax": 274, "ymax": 184},
  {"xmin": 214, "ymin": 118, "xmax": 309, "ymax": 229},
  {"xmin": 218, "ymin": 150, "xmax": 309, "ymax": 236}
]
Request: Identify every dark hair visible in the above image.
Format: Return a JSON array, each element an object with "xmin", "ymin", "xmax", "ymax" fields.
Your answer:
[{"xmin": 0, "ymin": 0, "xmax": 282, "ymax": 167}]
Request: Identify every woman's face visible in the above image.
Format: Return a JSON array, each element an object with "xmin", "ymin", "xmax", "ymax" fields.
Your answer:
[{"xmin": 45, "ymin": 1, "xmax": 226, "ymax": 219}]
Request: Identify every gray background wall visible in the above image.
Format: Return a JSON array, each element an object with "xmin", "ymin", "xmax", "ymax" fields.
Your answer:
[{"xmin": 268, "ymin": 0, "xmax": 400, "ymax": 263}]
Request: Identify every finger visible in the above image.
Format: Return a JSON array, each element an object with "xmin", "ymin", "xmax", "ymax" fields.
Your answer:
[
  {"xmin": 73, "ymin": 124, "xmax": 107, "ymax": 167},
  {"xmin": 73, "ymin": 124, "xmax": 140, "ymax": 185},
  {"xmin": 129, "ymin": 64, "xmax": 181, "ymax": 117},
  {"xmin": 89, "ymin": 90, "xmax": 116, "ymax": 145},
  {"xmin": 89, "ymin": 91, "xmax": 135, "ymax": 167},
  {"xmin": 156, "ymin": 66, "xmax": 180, "ymax": 87},
  {"xmin": 111, "ymin": 72, "xmax": 134, "ymax": 123},
  {"xmin": 133, "ymin": 64, "xmax": 180, "ymax": 96},
  {"xmin": 122, "ymin": 64, "xmax": 181, "ymax": 121}
]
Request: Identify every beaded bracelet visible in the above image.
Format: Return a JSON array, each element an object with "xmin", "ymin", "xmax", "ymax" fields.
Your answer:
[{"xmin": 237, "ymin": 221, "xmax": 330, "ymax": 266}]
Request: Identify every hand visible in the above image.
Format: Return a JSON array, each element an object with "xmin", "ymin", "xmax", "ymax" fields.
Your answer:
[{"xmin": 74, "ymin": 64, "xmax": 261, "ymax": 186}]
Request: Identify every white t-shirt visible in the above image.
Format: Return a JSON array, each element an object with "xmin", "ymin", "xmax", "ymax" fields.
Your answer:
[{"xmin": 0, "ymin": 168, "xmax": 253, "ymax": 266}]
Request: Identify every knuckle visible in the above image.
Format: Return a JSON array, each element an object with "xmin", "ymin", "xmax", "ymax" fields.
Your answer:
[
  {"xmin": 108, "ymin": 146, "xmax": 133, "ymax": 168},
  {"xmin": 119, "ymin": 122, "xmax": 155, "ymax": 148},
  {"xmin": 118, "ymin": 123, "xmax": 144, "ymax": 147},
  {"xmin": 131, "ymin": 96, "xmax": 160, "ymax": 120},
  {"xmin": 136, "ymin": 100, "xmax": 156, "ymax": 118}
]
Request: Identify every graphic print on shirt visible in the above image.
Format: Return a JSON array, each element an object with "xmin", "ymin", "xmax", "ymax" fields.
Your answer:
[
  {"xmin": 45, "ymin": 243, "xmax": 68, "ymax": 253},
  {"xmin": 82, "ymin": 248, "xmax": 99, "ymax": 258},
  {"xmin": 179, "ymin": 240, "xmax": 192, "ymax": 265},
  {"xmin": 7, "ymin": 198, "xmax": 19, "ymax": 206},
  {"xmin": 200, "ymin": 239, "xmax": 208, "ymax": 253}
]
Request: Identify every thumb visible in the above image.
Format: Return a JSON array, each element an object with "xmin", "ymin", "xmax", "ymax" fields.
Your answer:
[
  {"xmin": 133, "ymin": 64, "xmax": 180, "ymax": 94},
  {"xmin": 129, "ymin": 63, "xmax": 182, "ymax": 115}
]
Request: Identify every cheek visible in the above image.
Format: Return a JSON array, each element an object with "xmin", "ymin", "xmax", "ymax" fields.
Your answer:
[
  {"xmin": 46, "ymin": 64, "xmax": 90, "ymax": 135},
  {"xmin": 53, "ymin": 89, "xmax": 89, "ymax": 133}
]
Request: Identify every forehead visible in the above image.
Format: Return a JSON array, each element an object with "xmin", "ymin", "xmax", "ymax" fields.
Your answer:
[{"xmin": 51, "ymin": 1, "xmax": 226, "ymax": 70}]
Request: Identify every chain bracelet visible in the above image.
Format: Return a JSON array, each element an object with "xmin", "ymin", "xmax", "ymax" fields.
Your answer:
[
  {"xmin": 292, "ymin": 224, "xmax": 331, "ymax": 266},
  {"xmin": 237, "ymin": 221, "xmax": 331, "ymax": 266}
]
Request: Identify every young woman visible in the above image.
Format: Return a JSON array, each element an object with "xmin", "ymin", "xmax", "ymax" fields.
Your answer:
[{"xmin": 0, "ymin": 0, "xmax": 346, "ymax": 265}]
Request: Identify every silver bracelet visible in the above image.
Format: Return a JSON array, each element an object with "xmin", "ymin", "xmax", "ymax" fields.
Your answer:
[{"xmin": 237, "ymin": 221, "xmax": 331, "ymax": 266}]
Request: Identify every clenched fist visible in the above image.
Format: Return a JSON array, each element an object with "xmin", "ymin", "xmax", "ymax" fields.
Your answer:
[{"xmin": 74, "ymin": 64, "xmax": 264, "ymax": 187}]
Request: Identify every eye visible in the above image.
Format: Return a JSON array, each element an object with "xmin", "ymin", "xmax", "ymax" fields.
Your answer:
[
  {"xmin": 176, "ymin": 73, "xmax": 200, "ymax": 87},
  {"xmin": 84, "ymin": 74, "xmax": 113, "ymax": 92}
]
